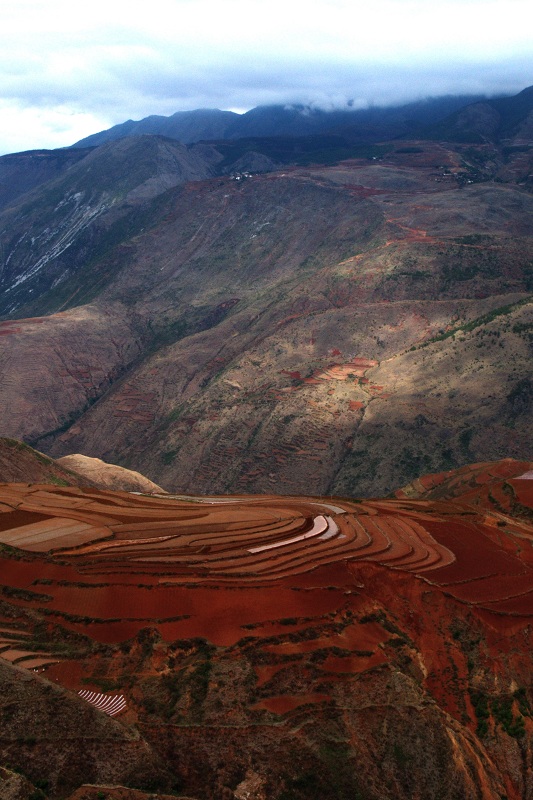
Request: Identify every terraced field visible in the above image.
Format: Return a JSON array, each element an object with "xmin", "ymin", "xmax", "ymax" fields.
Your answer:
[
  {"xmin": 1, "ymin": 463, "xmax": 533, "ymax": 800},
  {"xmin": 0, "ymin": 626, "xmax": 62, "ymax": 671},
  {"xmin": 1, "ymin": 473, "xmax": 532, "ymax": 647}
]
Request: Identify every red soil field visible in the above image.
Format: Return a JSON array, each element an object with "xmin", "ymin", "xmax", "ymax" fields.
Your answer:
[
  {"xmin": 509, "ymin": 478, "xmax": 533, "ymax": 506},
  {"xmin": 253, "ymin": 693, "xmax": 331, "ymax": 714},
  {"xmin": 0, "ymin": 472, "xmax": 532, "ymax": 682}
]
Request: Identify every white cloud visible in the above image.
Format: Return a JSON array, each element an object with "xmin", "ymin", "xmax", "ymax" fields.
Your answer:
[
  {"xmin": 1, "ymin": 0, "xmax": 532, "ymax": 154},
  {"xmin": 0, "ymin": 103, "xmax": 110, "ymax": 154}
]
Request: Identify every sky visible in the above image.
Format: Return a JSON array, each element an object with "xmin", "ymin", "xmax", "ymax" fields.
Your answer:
[{"xmin": 1, "ymin": 0, "xmax": 532, "ymax": 155}]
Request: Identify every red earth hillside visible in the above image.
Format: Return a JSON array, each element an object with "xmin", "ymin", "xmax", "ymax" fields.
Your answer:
[{"xmin": 0, "ymin": 461, "xmax": 532, "ymax": 799}]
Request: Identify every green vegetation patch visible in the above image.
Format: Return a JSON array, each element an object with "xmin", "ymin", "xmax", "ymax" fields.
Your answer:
[
  {"xmin": 469, "ymin": 688, "xmax": 527, "ymax": 739},
  {"xmin": 46, "ymin": 476, "xmax": 70, "ymax": 487},
  {"xmin": 416, "ymin": 295, "xmax": 533, "ymax": 349}
]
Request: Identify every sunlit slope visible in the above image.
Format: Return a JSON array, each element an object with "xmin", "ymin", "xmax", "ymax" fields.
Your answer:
[{"xmin": 47, "ymin": 162, "xmax": 533, "ymax": 496}]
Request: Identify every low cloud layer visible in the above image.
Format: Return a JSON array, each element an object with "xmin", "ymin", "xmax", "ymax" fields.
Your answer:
[{"xmin": 1, "ymin": 0, "xmax": 532, "ymax": 154}]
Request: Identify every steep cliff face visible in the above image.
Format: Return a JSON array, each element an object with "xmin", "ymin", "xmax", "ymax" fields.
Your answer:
[{"xmin": 0, "ymin": 463, "xmax": 531, "ymax": 799}]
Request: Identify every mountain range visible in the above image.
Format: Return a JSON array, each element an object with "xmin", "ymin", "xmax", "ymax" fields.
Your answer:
[
  {"xmin": 70, "ymin": 87, "xmax": 533, "ymax": 151},
  {"xmin": 71, "ymin": 94, "xmax": 489, "ymax": 149},
  {"xmin": 0, "ymin": 86, "xmax": 533, "ymax": 498}
]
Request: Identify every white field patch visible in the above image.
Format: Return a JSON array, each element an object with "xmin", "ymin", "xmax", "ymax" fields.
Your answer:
[
  {"xmin": 78, "ymin": 690, "xmax": 127, "ymax": 716},
  {"xmin": 318, "ymin": 518, "xmax": 340, "ymax": 541},
  {"xmin": 248, "ymin": 514, "xmax": 331, "ymax": 553}
]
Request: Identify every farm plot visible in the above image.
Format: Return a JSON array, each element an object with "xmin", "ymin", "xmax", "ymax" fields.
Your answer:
[
  {"xmin": 0, "ymin": 481, "xmax": 532, "ymax": 638},
  {"xmin": 0, "ymin": 517, "xmax": 111, "ymax": 552},
  {"xmin": 78, "ymin": 690, "xmax": 127, "ymax": 716},
  {"xmin": 0, "ymin": 626, "xmax": 62, "ymax": 671}
]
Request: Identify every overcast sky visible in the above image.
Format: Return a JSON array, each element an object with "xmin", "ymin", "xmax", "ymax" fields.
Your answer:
[{"xmin": 1, "ymin": 0, "xmax": 532, "ymax": 155}]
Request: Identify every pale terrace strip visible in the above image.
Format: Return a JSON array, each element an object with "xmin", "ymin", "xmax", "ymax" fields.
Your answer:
[{"xmin": 78, "ymin": 690, "xmax": 127, "ymax": 716}]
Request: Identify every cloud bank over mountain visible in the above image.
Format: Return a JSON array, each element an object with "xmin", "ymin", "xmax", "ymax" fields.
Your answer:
[{"xmin": 1, "ymin": 0, "xmax": 533, "ymax": 153}]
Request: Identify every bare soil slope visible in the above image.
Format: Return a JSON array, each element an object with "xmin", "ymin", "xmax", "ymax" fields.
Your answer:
[
  {"xmin": 55, "ymin": 454, "xmax": 165, "ymax": 493},
  {"xmin": 0, "ymin": 438, "xmax": 93, "ymax": 486},
  {"xmin": 0, "ymin": 438, "xmax": 164, "ymax": 493}
]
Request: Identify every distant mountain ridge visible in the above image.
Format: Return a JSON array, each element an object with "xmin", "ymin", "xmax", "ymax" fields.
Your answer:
[
  {"xmin": 72, "ymin": 108, "xmax": 240, "ymax": 149},
  {"xmin": 421, "ymin": 84, "xmax": 533, "ymax": 143},
  {"xmin": 71, "ymin": 94, "xmax": 491, "ymax": 148}
]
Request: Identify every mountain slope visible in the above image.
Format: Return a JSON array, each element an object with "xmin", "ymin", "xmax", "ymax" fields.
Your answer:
[
  {"xmin": 72, "ymin": 108, "xmax": 240, "ymax": 149},
  {"xmin": 0, "ymin": 437, "xmax": 93, "ymax": 486},
  {"xmin": 0, "ymin": 136, "xmax": 219, "ymax": 317},
  {"xmin": 0, "ymin": 147, "xmax": 94, "ymax": 212},
  {"xmin": 0, "ymin": 437, "xmax": 165, "ymax": 492},
  {"xmin": 55, "ymin": 453, "xmax": 165, "ymax": 493},
  {"xmin": 0, "ymin": 660, "xmax": 170, "ymax": 796},
  {"xmin": 1, "ymin": 137, "xmax": 533, "ymax": 496}
]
